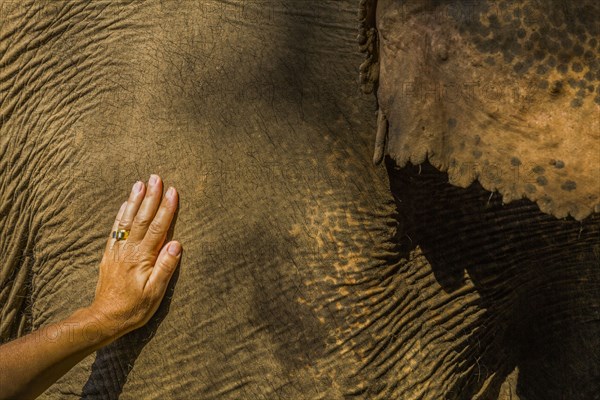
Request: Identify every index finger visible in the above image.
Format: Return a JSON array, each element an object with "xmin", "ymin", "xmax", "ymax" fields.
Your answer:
[{"xmin": 142, "ymin": 186, "xmax": 178, "ymax": 254}]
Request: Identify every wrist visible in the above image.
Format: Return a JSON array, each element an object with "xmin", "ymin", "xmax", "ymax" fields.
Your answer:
[{"xmin": 73, "ymin": 307, "xmax": 123, "ymax": 346}]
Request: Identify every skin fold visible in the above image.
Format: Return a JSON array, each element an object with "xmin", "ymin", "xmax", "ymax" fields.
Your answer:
[{"xmin": 0, "ymin": 1, "xmax": 598, "ymax": 399}]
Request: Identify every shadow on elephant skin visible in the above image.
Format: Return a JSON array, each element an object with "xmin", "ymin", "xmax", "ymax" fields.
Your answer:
[
  {"xmin": 80, "ymin": 209, "xmax": 181, "ymax": 399},
  {"xmin": 386, "ymin": 158, "xmax": 600, "ymax": 400}
]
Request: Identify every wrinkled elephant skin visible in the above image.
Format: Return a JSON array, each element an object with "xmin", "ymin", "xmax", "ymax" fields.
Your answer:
[
  {"xmin": 1, "ymin": 1, "xmax": 398, "ymax": 398},
  {"xmin": 1, "ymin": 1, "xmax": 599, "ymax": 400}
]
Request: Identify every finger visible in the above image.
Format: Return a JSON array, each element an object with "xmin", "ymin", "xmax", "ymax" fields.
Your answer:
[
  {"xmin": 105, "ymin": 201, "xmax": 127, "ymax": 253},
  {"xmin": 145, "ymin": 241, "xmax": 181, "ymax": 298},
  {"xmin": 128, "ymin": 174, "xmax": 163, "ymax": 242},
  {"xmin": 117, "ymin": 180, "xmax": 146, "ymax": 232},
  {"xmin": 142, "ymin": 187, "xmax": 178, "ymax": 253}
]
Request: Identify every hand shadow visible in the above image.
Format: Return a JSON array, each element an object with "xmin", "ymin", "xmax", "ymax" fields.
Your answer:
[{"xmin": 80, "ymin": 211, "xmax": 180, "ymax": 400}]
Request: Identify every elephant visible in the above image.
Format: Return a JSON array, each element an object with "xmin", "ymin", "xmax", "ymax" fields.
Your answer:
[{"xmin": 0, "ymin": 1, "xmax": 598, "ymax": 400}]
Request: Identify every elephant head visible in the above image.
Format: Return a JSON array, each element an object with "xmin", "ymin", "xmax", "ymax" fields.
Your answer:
[{"xmin": 363, "ymin": 0, "xmax": 599, "ymax": 220}]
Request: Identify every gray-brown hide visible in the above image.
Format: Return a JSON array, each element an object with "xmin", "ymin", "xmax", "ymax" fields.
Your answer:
[{"xmin": 1, "ymin": 1, "xmax": 599, "ymax": 400}]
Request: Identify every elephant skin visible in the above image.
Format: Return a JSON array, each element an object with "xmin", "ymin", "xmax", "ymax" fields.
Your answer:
[
  {"xmin": 369, "ymin": 0, "xmax": 600, "ymax": 220},
  {"xmin": 1, "ymin": 1, "xmax": 599, "ymax": 400},
  {"xmin": 1, "ymin": 1, "xmax": 397, "ymax": 398}
]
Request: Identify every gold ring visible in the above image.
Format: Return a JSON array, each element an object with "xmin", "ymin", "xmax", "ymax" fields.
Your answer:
[{"xmin": 112, "ymin": 229, "xmax": 130, "ymax": 241}]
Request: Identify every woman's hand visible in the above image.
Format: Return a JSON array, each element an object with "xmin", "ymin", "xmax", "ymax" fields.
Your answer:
[
  {"xmin": 0, "ymin": 174, "xmax": 181, "ymax": 400},
  {"xmin": 89, "ymin": 174, "xmax": 181, "ymax": 339}
]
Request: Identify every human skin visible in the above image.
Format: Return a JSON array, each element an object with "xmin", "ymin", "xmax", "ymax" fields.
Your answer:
[{"xmin": 0, "ymin": 175, "xmax": 181, "ymax": 400}]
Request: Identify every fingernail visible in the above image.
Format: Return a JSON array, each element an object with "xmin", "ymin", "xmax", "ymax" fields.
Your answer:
[
  {"xmin": 120, "ymin": 202, "xmax": 127, "ymax": 211},
  {"xmin": 149, "ymin": 174, "xmax": 158, "ymax": 186},
  {"xmin": 167, "ymin": 187, "xmax": 175, "ymax": 200},
  {"xmin": 133, "ymin": 181, "xmax": 143, "ymax": 193},
  {"xmin": 168, "ymin": 241, "xmax": 181, "ymax": 256}
]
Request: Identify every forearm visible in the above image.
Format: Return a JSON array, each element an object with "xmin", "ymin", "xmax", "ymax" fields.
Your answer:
[
  {"xmin": 0, "ymin": 177, "xmax": 180, "ymax": 399},
  {"xmin": 0, "ymin": 307, "xmax": 118, "ymax": 400}
]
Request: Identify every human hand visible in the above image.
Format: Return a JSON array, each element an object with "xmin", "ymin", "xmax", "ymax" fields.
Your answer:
[{"xmin": 89, "ymin": 174, "xmax": 181, "ymax": 339}]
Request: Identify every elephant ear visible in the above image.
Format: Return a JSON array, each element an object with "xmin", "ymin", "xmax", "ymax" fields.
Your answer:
[{"xmin": 368, "ymin": 0, "xmax": 600, "ymax": 220}]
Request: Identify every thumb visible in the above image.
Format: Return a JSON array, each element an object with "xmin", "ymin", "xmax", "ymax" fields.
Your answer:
[{"xmin": 147, "ymin": 241, "xmax": 181, "ymax": 295}]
